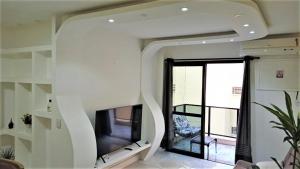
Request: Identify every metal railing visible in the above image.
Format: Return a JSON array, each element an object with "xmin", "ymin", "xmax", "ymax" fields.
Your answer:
[{"xmin": 173, "ymin": 104, "xmax": 239, "ymax": 138}]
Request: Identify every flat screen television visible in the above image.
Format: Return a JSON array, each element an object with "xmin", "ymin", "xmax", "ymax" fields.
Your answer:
[{"xmin": 95, "ymin": 104, "xmax": 142, "ymax": 158}]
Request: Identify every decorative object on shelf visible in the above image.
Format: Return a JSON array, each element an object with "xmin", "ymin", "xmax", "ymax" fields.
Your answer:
[
  {"xmin": 47, "ymin": 99, "xmax": 52, "ymax": 112},
  {"xmin": 21, "ymin": 114, "xmax": 32, "ymax": 126},
  {"xmin": 255, "ymin": 91, "xmax": 300, "ymax": 169},
  {"xmin": 8, "ymin": 118, "xmax": 14, "ymax": 129},
  {"xmin": 0, "ymin": 146, "xmax": 15, "ymax": 160}
]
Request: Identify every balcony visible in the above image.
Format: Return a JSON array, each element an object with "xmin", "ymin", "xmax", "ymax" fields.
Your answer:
[{"xmin": 172, "ymin": 104, "xmax": 238, "ymax": 165}]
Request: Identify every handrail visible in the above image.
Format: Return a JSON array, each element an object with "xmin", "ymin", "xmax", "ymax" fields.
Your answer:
[{"xmin": 173, "ymin": 104, "xmax": 239, "ymax": 111}]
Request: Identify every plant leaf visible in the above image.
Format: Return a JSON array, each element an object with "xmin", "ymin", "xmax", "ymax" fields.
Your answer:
[
  {"xmin": 271, "ymin": 104, "xmax": 296, "ymax": 133},
  {"xmin": 283, "ymin": 136, "xmax": 293, "ymax": 143},
  {"xmin": 270, "ymin": 121, "xmax": 283, "ymax": 126},
  {"xmin": 254, "ymin": 102, "xmax": 295, "ymax": 137},
  {"xmin": 284, "ymin": 91, "xmax": 295, "ymax": 125},
  {"xmin": 271, "ymin": 157, "xmax": 283, "ymax": 169}
]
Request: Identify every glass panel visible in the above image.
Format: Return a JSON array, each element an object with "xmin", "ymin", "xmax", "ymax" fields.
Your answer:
[
  {"xmin": 205, "ymin": 63, "xmax": 242, "ymax": 138},
  {"xmin": 205, "ymin": 63, "xmax": 243, "ymax": 165},
  {"xmin": 173, "ymin": 105, "xmax": 184, "ymax": 112},
  {"xmin": 206, "ymin": 63, "xmax": 243, "ymax": 108},
  {"xmin": 172, "ymin": 114, "xmax": 202, "ymax": 153},
  {"xmin": 171, "ymin": 66, "xmax": 203, "ymax": 155},
  {"xmin": 185, "ymin": 105, "xmax": 201, "ymax": 114},
  {"xmin": 210, "ymin": 107, "xmax": 238, "ymax": 137},
  {"xmin": 172, "ymin": 66, "xmax": 203, "ymax": 107}
]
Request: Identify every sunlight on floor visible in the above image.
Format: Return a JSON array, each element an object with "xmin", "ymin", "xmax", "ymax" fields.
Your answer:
[{"xmin": 126, "ymin": 149, "xmax": 234, "ymax": 169}]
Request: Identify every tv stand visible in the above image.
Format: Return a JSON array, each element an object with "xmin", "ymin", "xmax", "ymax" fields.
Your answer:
[
  {"xmin": 100, "ymin": 156, "xmax": 106, "ymax": 163},
  {"xmin": 95, "ymin": 140, "xmax": 151, "ymax": 169},
  {"xmin": 135, "ymin": 142, "xmax": 141, "ymax": 147}
]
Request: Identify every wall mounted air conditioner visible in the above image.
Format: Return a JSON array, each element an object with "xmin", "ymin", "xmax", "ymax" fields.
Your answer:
[{"xmin": 240, "ymin": 37, "xmax": 299, "ymax": 56}]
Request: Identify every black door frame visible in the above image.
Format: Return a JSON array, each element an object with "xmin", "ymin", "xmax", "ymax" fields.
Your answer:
[{"xmin": 165, "ymin": 58, "xmax": 244, "ymax": 160}]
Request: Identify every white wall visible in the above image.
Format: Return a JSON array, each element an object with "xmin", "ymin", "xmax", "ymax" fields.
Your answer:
[
  {"xmin": 56, "ymin": 26, "xmax": 142, "ymax": 127},
  {"xmin": 252, "ymin": 55, "xmax": 300, "ymax": 162},
  {"xmin": 164, "ymin": 42, "xmax": 241, "ymax": 60},
  {"xmin": 252, "ymin": 90, "xmax": 299, "ymax": 162}
]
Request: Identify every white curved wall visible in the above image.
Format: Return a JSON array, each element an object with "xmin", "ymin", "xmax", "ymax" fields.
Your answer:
[
  {"xmin": 56, "ymin": 26, "xmax": 142, "ymax": 125},
  {"xmin": 56, "ymin": 96, "xmax": 97, "ymax": 168},
  {"xmin": 55, "ymin": 23, "xmax": 142, "ymax": 167}
]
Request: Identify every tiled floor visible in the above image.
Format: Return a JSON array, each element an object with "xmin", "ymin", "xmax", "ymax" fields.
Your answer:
[
  {"xmin": 205, "ymin": 144, "xmax": 235, "ymax": 165},
  {"xmin": 126, "ymin": 149, "xmax": 234, "ymax": 169}
]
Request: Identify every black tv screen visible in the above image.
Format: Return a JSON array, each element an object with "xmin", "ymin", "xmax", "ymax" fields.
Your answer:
[{"xmin": 95, "ymin": 104, "xmax": 142, "ymax": 158}]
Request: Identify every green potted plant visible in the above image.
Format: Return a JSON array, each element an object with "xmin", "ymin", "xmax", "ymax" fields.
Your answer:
[
  {"xmin": 21, "ymin": 113, "xmax": 32, "ymax": 126},
  {"xmin": 255, "ymin": 91, "xmax": 300, "ymax": 169}
]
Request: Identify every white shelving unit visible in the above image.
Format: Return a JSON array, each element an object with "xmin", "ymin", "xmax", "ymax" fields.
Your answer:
[{"xmin": 0, "ymin": 45, "xmax": 54, "ymax": 168}]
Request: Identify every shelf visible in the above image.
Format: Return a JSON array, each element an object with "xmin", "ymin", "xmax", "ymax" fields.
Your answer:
[
  {"xmin": 15, "ymin": 83, "xmax": 32, "ymax": 134},
  {"xmin": 33, "ymin": 84, "xmax": 52, "ymax": 112},
  {"xmin": 96, "ymin": 141, "xmax": 151, "ymax": 169},
  {"xmin": 1, "ymin": 77, "xmax": 33, "ymax": 83},
  {"xmin": 0, "ymin": 129, "xmax": 32, "ymax": 141},
  {"xmin": 1, "ymin": 52, "xmax": 32, "ymax": 80},
  {"xmin": 1, "ymin": 82, "xmax": 15, "ymax": 129},
  {"xmin": 16, "ymin": 131, "xmax": 32, "ymax": 141},
  {"xmin": 16, "ymin": 83, "xmax": 32, "ymax": 112},
  {"xmin": 15, "ymin": 137, "xmax": 32, "ymax": 167},
  {"xmin": 34, "ymin": 110, "xmax": 53, "ymax": 119},
  {"xmin": 33, "ymin": 50, "xmax": 52, "ymax": 82},
  {"xmin": 34, "ymin": 80, "xmax": 52, "ymax": 85},
  {"xmin": 0, "ymin": 129, "xmax": 16, "ymax": 137},
  {"xmin": 1, "ymin": 45, "xmax": 52, "ymax": 54},
  {"xmin": 0, "ymin": 134, "xmax": 15, "ymax": 148}
]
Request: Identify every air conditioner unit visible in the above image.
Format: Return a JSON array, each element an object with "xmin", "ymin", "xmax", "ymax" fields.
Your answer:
[{"xmin": 240, "ymin": 37, "xmax": 299, "ymax": 56}]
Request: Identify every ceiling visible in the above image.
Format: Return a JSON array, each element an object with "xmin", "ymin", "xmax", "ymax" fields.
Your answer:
[
  {"xmin": 256, "ymin": 0, "xmax": 300, "ymax": 35},
  {"xmin": 1, "ymin": 0, "xmax": 299, "ymax": 37},
  {"xmin": 0, "ymin": 0, "xmax": 135, "ymax": 27},
  {"xmin": 60, "ymin": 0, "xmax": 268, "ymax": 42},
  {"xmin": 88, "ymin": 1, "xmax": 235, "ymax": 38}
]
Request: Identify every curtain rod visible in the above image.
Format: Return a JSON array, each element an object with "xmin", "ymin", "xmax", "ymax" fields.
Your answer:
[{"xmin": 169, "ymin": 56, "xmax": 260, "ymax": 62}]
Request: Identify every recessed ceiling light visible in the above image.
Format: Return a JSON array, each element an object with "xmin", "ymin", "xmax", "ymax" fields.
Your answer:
[
  {"xmin": 230, "ymin": 39, "xmax": 234, "ymax": 42},
  {"xmin": 249, "ymin": 30, "xmax": 255, "ymax": 34},
  {"xmin": 108, "ymin": 19, "xmax": 115, "ymax": 23},
  {"xmin": 181, "ymin": 7, "xmax": 189, "ymax": 12},
  {"xmin": 243, "ymin": 24, "xmax": 249, "ymax": 27},
  {"xmin": 202, "ymin": 41, "xmax": 206, "ymax": 44}
]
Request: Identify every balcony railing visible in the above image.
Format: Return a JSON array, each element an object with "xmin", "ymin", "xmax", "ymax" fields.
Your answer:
[{"xmin": 173, "ymin": 104, "xmax": 239, "ymax": 138}]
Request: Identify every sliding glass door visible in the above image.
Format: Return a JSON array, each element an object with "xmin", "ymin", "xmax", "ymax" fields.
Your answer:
[
  {"xmin": 163, "ymin": 59, "xmax": 244, "ymax": 164},
  {"xmin": 169, "ymin": 64, "xmax": 206, "ymax": 159}
]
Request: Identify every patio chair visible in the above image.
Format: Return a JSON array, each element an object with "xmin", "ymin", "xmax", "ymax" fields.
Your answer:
[{"xmin": 173, "ymin": 115, "xmax": 201, "ymax": 138}]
